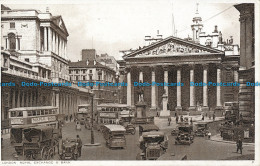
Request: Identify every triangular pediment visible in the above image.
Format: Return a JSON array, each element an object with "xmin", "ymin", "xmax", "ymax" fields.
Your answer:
[
  {"xmin": 124, "ymin": 36, "xmax": 223, "ymax": 58},
  {"xmin": 51, "ymin": 16, "xmax": 69, "ymax": 36}
]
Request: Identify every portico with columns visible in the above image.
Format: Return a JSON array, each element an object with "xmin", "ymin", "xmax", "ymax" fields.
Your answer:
[{"xmin": 119, "ymin": 36, "xmax": 239, "ymax": 113}]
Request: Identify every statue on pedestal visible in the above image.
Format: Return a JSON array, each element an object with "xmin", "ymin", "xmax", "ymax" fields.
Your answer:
[{"xmin": 137, "ymin": 81, "xmax": 144, "ymax": 102}]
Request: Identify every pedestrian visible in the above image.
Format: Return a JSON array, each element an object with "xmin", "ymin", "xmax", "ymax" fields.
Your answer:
[
  {"xmin": 176, "ymin": 116, "xmax": 179, "ymax": 123},
  {"xmin": 213, "ymin": 113, "xmax": 216, "ymax": 121},
  {"xmin": 168, "ymin": 116, "xmax": 171, "ymax": 126},
  {"xmin": 157, "ymin": 111, "xmax": 159, "ymax": 117},
  {"xmin": 209, "ymin": 113, "xmax": 211, "ymax": 120},
  {"xmin": 76, "ymin": 135, "xmax": 82, "ymax": 157},
  {"xmin": 205, "ymin": 112, "xmax": 208, "ymax": 117},
  {"xmin": 190, "ymin": 118, "xmax": 193, "ymax": 125},
  {"xmin": 208, "ymin": 132, "xmax": 211, "ymax": 139},
  {"xmin": 70, "ymin": 115, "xmax": 72, "ymax": 122},
  {"xmin": 115, "ymin": 118, "xmax": 119, "ymax": 124},
  {"xmin": 236, "ymin": 136, "xmax": 243, "ymax": 154},
  {"xmin": 180, "ymin": 115, "xmax": 183, "ymax": 122},
  {"xmin": 202, "ymin": 115, "xmax": 204, "ymax": 121}
]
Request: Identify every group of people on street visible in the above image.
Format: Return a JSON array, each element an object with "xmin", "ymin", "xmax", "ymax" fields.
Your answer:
[{"xmin": 201, "ymin": 112, "xmax": 216, "ymax": 121}]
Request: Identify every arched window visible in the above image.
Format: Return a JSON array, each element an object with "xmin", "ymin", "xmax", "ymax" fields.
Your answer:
[{"xmin": 8, "ymin": 33, "xmax": 16, "ymax": 50}]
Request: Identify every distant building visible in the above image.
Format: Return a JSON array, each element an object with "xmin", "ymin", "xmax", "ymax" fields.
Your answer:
[
  {"xmin": 96, "ymin": 53, "xmax": 118, "ymax": 72},
  {"xmin": 69, "ymin": 50, "xmax": 118, "ymax": 104}
]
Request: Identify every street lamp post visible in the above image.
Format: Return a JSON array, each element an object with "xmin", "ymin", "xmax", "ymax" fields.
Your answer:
[
  {"xmin": 91, "ymin": 93, "xmax": 94, "ymax": 144},
  {"xmin": 84, "ymin": 92, "xmax": 101, "ymax": 146}
]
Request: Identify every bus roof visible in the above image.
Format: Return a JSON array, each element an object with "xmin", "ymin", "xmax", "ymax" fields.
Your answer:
[
  {"xmin": 98, "ymin": 103, "xmax": 129, "ymax": 108},
  {"xmin": 104, "ymin": 124, "xmax": 126, "ymax": 132},
  {"xmin": 9, "ymin": 106, "xmax": 58, "ymax": 112}
]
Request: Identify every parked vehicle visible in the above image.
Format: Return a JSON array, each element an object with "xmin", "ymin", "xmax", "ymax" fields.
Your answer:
[
  {"xmin": 139, "ymin": 124, "xmax": 159, "ymax": 136},
  {"xmin": 136, "ymin": 131, "xmax": 168, "ymax": 160},
  {"xmin": 102, "ymin": 124, "xmax": 126, "ymax": 149},
  {"xmin": 60, "ymin": 139, "xmax": 79, "ymax": 160},
  {"xmin": 175, "ymin": 133, "xmax": 193, "ymax": 145},
  {"xmin": 195, "ymin": 122, "xmax": 209, "ymax": 137},
  {"xmin": 125, "ymin": 123, "xmax": 136, "ymax": 135},
  {"xmin": 171, "ymin": 122, "xmax": 191, "ymax": 136}
]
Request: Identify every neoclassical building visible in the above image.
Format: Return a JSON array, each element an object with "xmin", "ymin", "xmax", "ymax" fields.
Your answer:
[
  {"xmin": 1, "ymin": 5, "xmax": 92, "ymax": 132},
  {"xmin": 118, "ymin": 9, "xmax": 240, "ymax": 113}
]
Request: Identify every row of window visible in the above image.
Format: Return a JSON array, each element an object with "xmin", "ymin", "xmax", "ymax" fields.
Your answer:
[
  {"xmin": 10, "ymin": 109, "xmax": 58, "ymax": 117},
  {"xmin": 69, "ymin": 69, "xmax": 92, "ymax": 74},
  {"xmin": 100, "ymin": 108, "xmax": 128, "ymax": 112}
]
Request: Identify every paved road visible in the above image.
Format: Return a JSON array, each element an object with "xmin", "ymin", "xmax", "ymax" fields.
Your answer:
[{"xmin": 1, "ymin": 121, "xmax": 255, "ymax": 160}]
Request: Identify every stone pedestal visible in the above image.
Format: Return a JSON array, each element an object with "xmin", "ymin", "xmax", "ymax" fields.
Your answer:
[
  {"xmin": 201, "ymin": 106, "xmax": 209, "ymax": 112},
  {"xmin": 175, "ymin": 106, "xmax": 182, "ymax": 112},
  {"xmin": 160, "ymin": 94, "xmax": 170, "ymax": 117},
  {"xmin": 135, "ymin": 101, "xmax": 147, "ymax": 118}
]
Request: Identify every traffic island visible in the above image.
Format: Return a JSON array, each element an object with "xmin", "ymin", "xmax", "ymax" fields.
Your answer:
[{"xmin": 84, "ymin": 143, "xmax": 101, "ymax": 146}]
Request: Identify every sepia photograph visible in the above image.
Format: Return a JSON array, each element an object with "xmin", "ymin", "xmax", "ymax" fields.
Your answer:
[{"xmin": 0, "ymin": 0, "xmax": 258, "ymax": 165}]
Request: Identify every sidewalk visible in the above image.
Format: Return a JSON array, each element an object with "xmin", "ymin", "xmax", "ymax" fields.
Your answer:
[{"xmin": 210, "ymin": 134, "xmax": 255, "ymax": 147}]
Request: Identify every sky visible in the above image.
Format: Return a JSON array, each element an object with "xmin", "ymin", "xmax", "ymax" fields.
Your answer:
[{"xmin": 4, "ymin": 0, "xmax": 241, "ymax": 62}]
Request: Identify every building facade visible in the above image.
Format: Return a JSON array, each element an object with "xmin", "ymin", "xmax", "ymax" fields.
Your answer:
[
  {"xmin": 234, "ymin": 3, "xmax": 255, "ymax": 124},
  {"xmin": 69, "ymin": 50, "xmax": 118, "ymax": 104},
  {"xmin": 1, "ymin": 5, "xmax": 93, "ymax": 132},
  {"xmin": 118, "ymin": 8, "xmax": 240, "ymax": 113}
]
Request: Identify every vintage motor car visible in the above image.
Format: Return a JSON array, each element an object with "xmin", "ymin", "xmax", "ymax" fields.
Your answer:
[
  {"xmin": 139, "ymin": 124, "xmax": 159, "ymax": 136},
  {"xmin": 136, "ymin": 131, "xmax": 168, "ymax": 160},
  {"xmin": 195, "ymin": 122, "xmax": 209, "ymax": 137},
  {"xmin": 171, "ymin": 122, "xmax": 191, "ymax": 136},
  {"xmin": 175, "ymin": 133, "xmax": 193, "ymax": 145},
  {"xmin": 102, "ymin": 124, "xmax": 126, "ymax": 149},
  {"xmin": 124, "ymin": 123, "xmax": 136, "ymax": 135},
  {"xmin": 60, "ymin": 139, "xmax": 79, "ymax": 160}
]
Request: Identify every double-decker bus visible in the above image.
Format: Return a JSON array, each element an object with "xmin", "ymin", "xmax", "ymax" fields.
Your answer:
[
  {"xmin": 77, "ymin": 104, "xmax": 91, "ymax": 125},
  {"xmin": 9, "ymin": 106, "xmax": 60, "ymax": 128},
  {"xmin": 8, "ymin": 106, "xmax": 62, "ymax": 156},
  {"xmin": 97, "ymin": 103, "xmax": 134, "ymax": 125}
]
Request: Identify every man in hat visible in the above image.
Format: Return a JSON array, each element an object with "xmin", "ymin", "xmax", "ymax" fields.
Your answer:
[
  {"xmin": 76, "ymin": 135, "xmax": 83, "ymax": 157},
  {"xmin": 236, "ymin": 135, "xmax": 243, "ymax": 154}
]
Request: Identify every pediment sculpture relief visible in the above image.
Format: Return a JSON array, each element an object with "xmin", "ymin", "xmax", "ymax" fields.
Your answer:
[{"xmin": 136, "ymin": 41, "xmax": 210, "ymax": 57}]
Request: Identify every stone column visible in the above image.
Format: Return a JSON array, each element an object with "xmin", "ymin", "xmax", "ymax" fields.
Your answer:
[
  {"xmin": 30, "ymin": 91, "xmax": 33, "ymax": 107},
  {"xmin": 216, "ymin": 65, "xmax": 222, "ymax": 109},
  {"xmin": 65, "ymin": 41, "xmax": 67, "ymax": 59},
  {"xmin": 44, "ymin": 27, "xmax": 48, "ymax": 51},
  {"xmin": 126, "ymin": 68, "xmax": 132, "ymax": 106},
  {"xmin": 21, "ymin": 90, "xmax": 25, "ymax": 107},
  {"xmin": 48, "ymin": 27, "xmax": 52, "ymax": 51},
  {"xmin": 12, "ymin": 89, "xmax": 16, "ymax": 108},
  {"xmin": 6, "ymin": 38, "xmax": 9, "ymax": 49},
  {"xmin": 52, "ymin": 31, "xmax": 55, "ymax": 53},
  {"xmin": 151, "ymin": 67, "xmax": 156, "ymax": 111},
  {"xmin": 17, "ymin": 89, "xmax": 20, "ymax": 107},
  {"xmin": 176, "ymin": 65, "xmax": 182, "ymax": 111},
  {"xmin": 202, "ymin": 65, "xmax": 209, "ymax": 111},
  {"xmin": 189, "ymin": 65, "xmax": 196, "ymax": 111},
  {"xmin": 163, "ymin": 66, "xmax": 168, "ymax": 101},
  {"xmin": 33, "ymin": 91, "xmax": 36, "ymax": 106},
  {"xmin": 26, "ymin": 91, "xmax": 29, "ymax": 107},
  {"xmin": 16, "ymin": 38, "xmax": 19, "ymax": 50}
]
